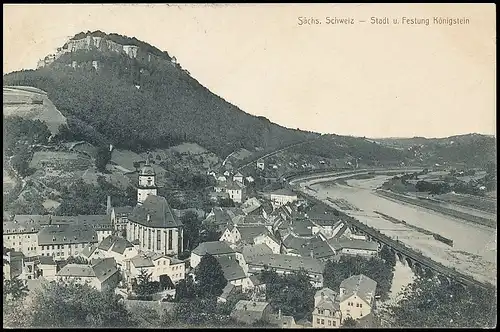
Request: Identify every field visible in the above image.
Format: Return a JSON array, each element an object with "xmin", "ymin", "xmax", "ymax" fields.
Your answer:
[
  {"xmin": 30, "ymin": 151, "xmax": 92, "ymax": 170},
  {"xmin": 436, "ymin": 192, "xmax": 497, "ymax": 214},
  {"xmin": 3, "ymin": 86, "xmax": 67, "ymax": 134}
]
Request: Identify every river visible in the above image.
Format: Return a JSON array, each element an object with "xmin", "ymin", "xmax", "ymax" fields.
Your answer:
[{"xmin": 298, "ymin": 175, "xmax": 497, "ymax": 286}]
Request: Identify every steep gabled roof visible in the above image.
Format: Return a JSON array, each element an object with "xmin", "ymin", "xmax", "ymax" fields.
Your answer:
[
  {"xmin": 215, "ymin": 256, "xmax": 246, "ymax": 281},
  {"xmin": 339, "ymin": 274, "xmax": 377, "ymax": 305},
  {"xmin": 129, "ymin": 195, "xmax": 182, "ymax": 229}
]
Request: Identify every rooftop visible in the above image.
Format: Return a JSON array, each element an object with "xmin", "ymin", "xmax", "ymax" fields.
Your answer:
[
  {"xmin": 129, "ymin": 195, "xmax": 183, "ymax": 229},
  {"xmin": 98, "ymin": 235, "xmax": 135, "ymax": 254},
  {"xmin": 246, "ymin": 253, "xmax": 324, "ymax": 275},
  {"xmin": 192, "ymin": 241, "xmax": 235, "ymax": 256},
  {"xmin": 327, "ymin": 238, "xmax": 379, "ymax": 252},
  {"xmin": 37, "ymin": 224, "xmax": 98, "ymax": 246},
  {"xmin": 230, "ymin": 300, "xmax": 270, "ymax": 325},
  {"xmin": 339, "ymin": 274, "xmax": 377, "ymax": 304},
  {"xmin": 215, "ymin": 256, "xmax": 247, "ymax": 281}
]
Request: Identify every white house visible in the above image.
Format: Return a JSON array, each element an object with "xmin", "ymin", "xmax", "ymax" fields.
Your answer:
[
  {"xmin": 125, "ymin": 251, "xmax": 186, "ymax": 286},
  {"xmin": 214, "ymin": 180, "xmax": 246, "ymax": 203},
  {"xmin": 269, "ymin": 189, "xmax": 298, "ymax": 207},
  {"xmin": 253, "ymin": 233, "xmax": 281, "ymax": 254},
  {"xmin": 256, "ymin": 160, "xmax": 265, "ymax": 171},
  {"xmin": 37, "ymin": 224, "xmax": 99, "ymax": 261},
  {"xmin": 233, "ymin": 172, "xmax": 244, "ymax": 184},
  {"xmin": 312, "ymin": 287, "xmax": 342, "ymax": 328},
  {"xmin": 338, "ymin": 274, "xmax": 377, "ymax": 322}
]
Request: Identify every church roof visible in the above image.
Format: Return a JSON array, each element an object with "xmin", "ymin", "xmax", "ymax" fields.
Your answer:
[
  {"xmin": 139, "ymin": 164, "xmax": 155, "ymax": 176},
  {"xmin": 129, "ymin": 195, "xmax": 182, "ymax": 229}
]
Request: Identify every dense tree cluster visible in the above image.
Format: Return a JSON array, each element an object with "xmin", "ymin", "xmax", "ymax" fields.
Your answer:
[
  {"xmin": 259, "ymin": 268, "xmax": 315, "ymax": 321},
  {"xmin": 382, "ymin": 277, "xmax": 496, "ymax": 328}
]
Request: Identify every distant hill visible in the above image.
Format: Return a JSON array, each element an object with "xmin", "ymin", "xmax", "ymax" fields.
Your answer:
[
  {"xmin": 3, "ymin": 86, "xmax": 67, "ymax": 135},
  {"xmin": 372, "ymin": 134, "xmax": 496, "ymax": 168}
]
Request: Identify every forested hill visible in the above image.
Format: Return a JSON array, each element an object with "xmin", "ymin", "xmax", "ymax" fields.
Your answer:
[
  {"xmin": 3, "ymin": 31, "xmax": 319, "ymax": 157},
  {"xmin": 371, "ymin": 134, "xmax": 496, "ymax": 168}
]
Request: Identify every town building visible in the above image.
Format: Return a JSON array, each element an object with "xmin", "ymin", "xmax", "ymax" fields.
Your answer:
[
  {"xmin": 3, "ymin": 215, "xmax": 50, "ymax": 257},
  {"xmin": 269, "ymin": 189, "xmax": 298, "ymax": 207},
  {"xmin": 96, "ymin": 235, "xmax": 138, "ymax": 267},
  {"xmin": 215, "ymin": 256, "xmax": 252, "ymax": 291},
  {"xmin": 214, "ymin": 180, "xmax": 246, "ymax": 203},
  {"xmin": 327, "ymin": 238, "xmax": 379, "ymax": 257},
  {"xmin": 246, "ymin": 253, "xmax": 324, "ymax": 288},
  {"xmin": 312, "ymin": 288, "xmax": 342, "ymax": 328},
  {"xmin": 56, "ymin": 257, "xmax": 120, "ymax": 292},
  {"xmin": 230, "ymin": 300, "xmax": 273, "ymax": 325},
  {"xmin": 190, "ymin": 241, "xmax": 236, "ymax": 269},
  {"xmin": 124, "ymin": 251, "xmax": 185, "ymax": 286},
  {"xmin": 110, "ymin": 205, "xmax": 134, "ymax": 234},
  {"xmin": 37, "ymin": 223, "xmax": 99, "ymax": 260},
  {"xmin": 338, "ymin": 274, "xmax": 377, "ymax": 322},
  {"xmin": 256, "ymin": 160, "xmax": 265, "ymax": 171},
  {"xmin": 136, "ymin": 161, "xmax": 158, "ymax": 205},
  {"xmin": 233, "ymin": 172, "xmax": 244, "ymax": 184}
]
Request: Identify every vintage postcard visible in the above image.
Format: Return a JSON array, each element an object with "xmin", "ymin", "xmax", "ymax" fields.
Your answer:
[{"xmin": 3, "ymin": 3, "xmax": 496, "ymax": 329}]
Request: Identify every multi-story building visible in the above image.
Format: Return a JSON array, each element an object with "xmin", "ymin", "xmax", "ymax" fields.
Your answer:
[
  {"xmin": 338, "ymin": 274, "xmax": 377, "ymax": 322},
  {"xmin": 124, "ymin": 251, "xmax": 186, "ymax": 285},
  {"xmin": 313, "ymin": 288, "xmax": 342, "ymax": 328},
  {"xmin": 269, "ymin": 189, "xmax": 298, "ymax": 207},
  {"xmin": 37, "ymin": 223, "xmax": 99, "ymax": 260},
  {"xmin": 3, "ymin": 215, "xmax": 50, "ymax": 257}
]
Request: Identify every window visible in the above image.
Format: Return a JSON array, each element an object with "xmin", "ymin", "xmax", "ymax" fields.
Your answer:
[
  {"xmin": 148, "ymin": 229, "xmax": 152, "ymax": 250},
  {"xmin": 360, "ymin": 303, "xmax": 363, "ymax": 308},
  {"xmin": 328, "ymin": 320, "xmax": 331, "ymax": 326},
  {"xmin": 332, "ymin": 321, "xmax": 336, "ymax": 327},
  {"xmin": 168, "ymin": 230, "xmax": 173, "ymax": 250},
  {"xmin": 316, "ymin": 319, "xmax": 320, "ymax": 324},
  {"xmin": 356, "ymin": 303, "xmax": 359, "ymax": 307},
  {"xmin": 321, "ymin": 319, "xmax": 324, "ymax": 325},
  {"xmin": 157, "ymin": 230, "xmax": 161, "ymax": 252}
]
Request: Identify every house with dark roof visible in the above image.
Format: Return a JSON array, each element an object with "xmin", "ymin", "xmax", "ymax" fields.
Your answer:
[
  {"xmin": 327, "ymin": 238, "xmax": 379, "ymax": 257},
  {"xmin": 97, "ymin": 235, "xmax": 138, "ymax": 266},
  {"xmin": 215, "ymin": 256, "xmax": 251, "ymax": 291},
  {"xmin": 126, "ymin": 195, "xmax": 184, "ymax": 257},
  {"xmin": 241, "ymin": 197, "xmax": 262, "ymax": 215},
  {"xmin": 190, "ymin": 241, "xmax": 237, "ymax": 269},
  {"xmin": 217, "ymin": 283, "xmax": 242, "ymax": 303},
  {"xmin": 338, "ymin": 274, "xmax": 377, "ymax": 322},
  {"xmin": 312, "ymin": 287, "xmax": 342, "ymax": 328},
  {"xmin": 37, "ymin": 223, "xmax": 99, "ymax": 261},
  {"xmin": 219, "ymin": 224, "xmax": 272, "ymax": 246},
  {"xmin": 246, "ymin": 253, "xmax": 324, "ymax": 288},
  {"xmin": 56, "ymin": 257, "xmax": 120, "ymax": 291},
  {"xmin": 76, "ymin": 215, "xmax": 113, "ymax": 242},
  {"xmin": 230, "ymin": 300, "xmax": 273, "ymax": 325}
]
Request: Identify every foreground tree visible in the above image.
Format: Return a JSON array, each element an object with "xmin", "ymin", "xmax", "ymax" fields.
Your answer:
[
  {"xmin": 181, "ymin": 211, "xmax": 201, "ymax": 251},
  {"xmin": 383, "ymin": 277, "xmax": 496, "ymax": 328},
  {"xmin": 342, "ymin": 316, "xmax": 357, "ymax": 328},
  {"xmin": 133, "ymin": 269, "xmax": 161, "ymax": 299},
  {"xmin": 3, "ymin": 275, "xmax": 29, "ymax": 302},
  {"xmin": 5, "ymin": 280, "xmax": 137, "ymax": 328},
  {"xmin": 195, "ymin": 254, "xmax": 227, "ymax": 298}
]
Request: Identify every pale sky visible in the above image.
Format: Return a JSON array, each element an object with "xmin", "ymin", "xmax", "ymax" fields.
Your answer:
[{"xmin": 3, "ymin": 3, "xmax": 496, "ymax": 138}]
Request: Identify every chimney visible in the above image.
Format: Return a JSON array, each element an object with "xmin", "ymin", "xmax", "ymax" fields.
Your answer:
[
  {"xmin": 278, "ymin": 309, "xmax": 282, "ymax": 319},
  {"xmin": 310, "ymin": 249, "xmax": 314, "ymax": 258},
  {"xmin": 147, "ymin": 214, "xmax": 151, "ymax": 222},
  {"xmin": 243, "ymin": 304, "xmax": 247, "ymax": 311}
]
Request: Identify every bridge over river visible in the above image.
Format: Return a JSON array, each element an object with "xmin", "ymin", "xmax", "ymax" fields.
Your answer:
[{"xmin": 285, "ymin": 168, "xmax": 494, "ymax": 290}]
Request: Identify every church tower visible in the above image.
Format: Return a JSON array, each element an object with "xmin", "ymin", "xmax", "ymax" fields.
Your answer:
[{"xmin": 137, "ymin": 156, "xmax": 158, "ymax": 205}]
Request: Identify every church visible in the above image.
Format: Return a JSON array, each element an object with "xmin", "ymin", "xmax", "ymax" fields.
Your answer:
[{"xmin": 117, "ymin": 158, "xmax": 184, "ymax": 256}]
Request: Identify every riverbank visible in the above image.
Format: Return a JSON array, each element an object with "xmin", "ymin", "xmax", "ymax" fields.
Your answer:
[{"xmin": 376, "ymin": 190, "xmax": 496, "ymax": 229}]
